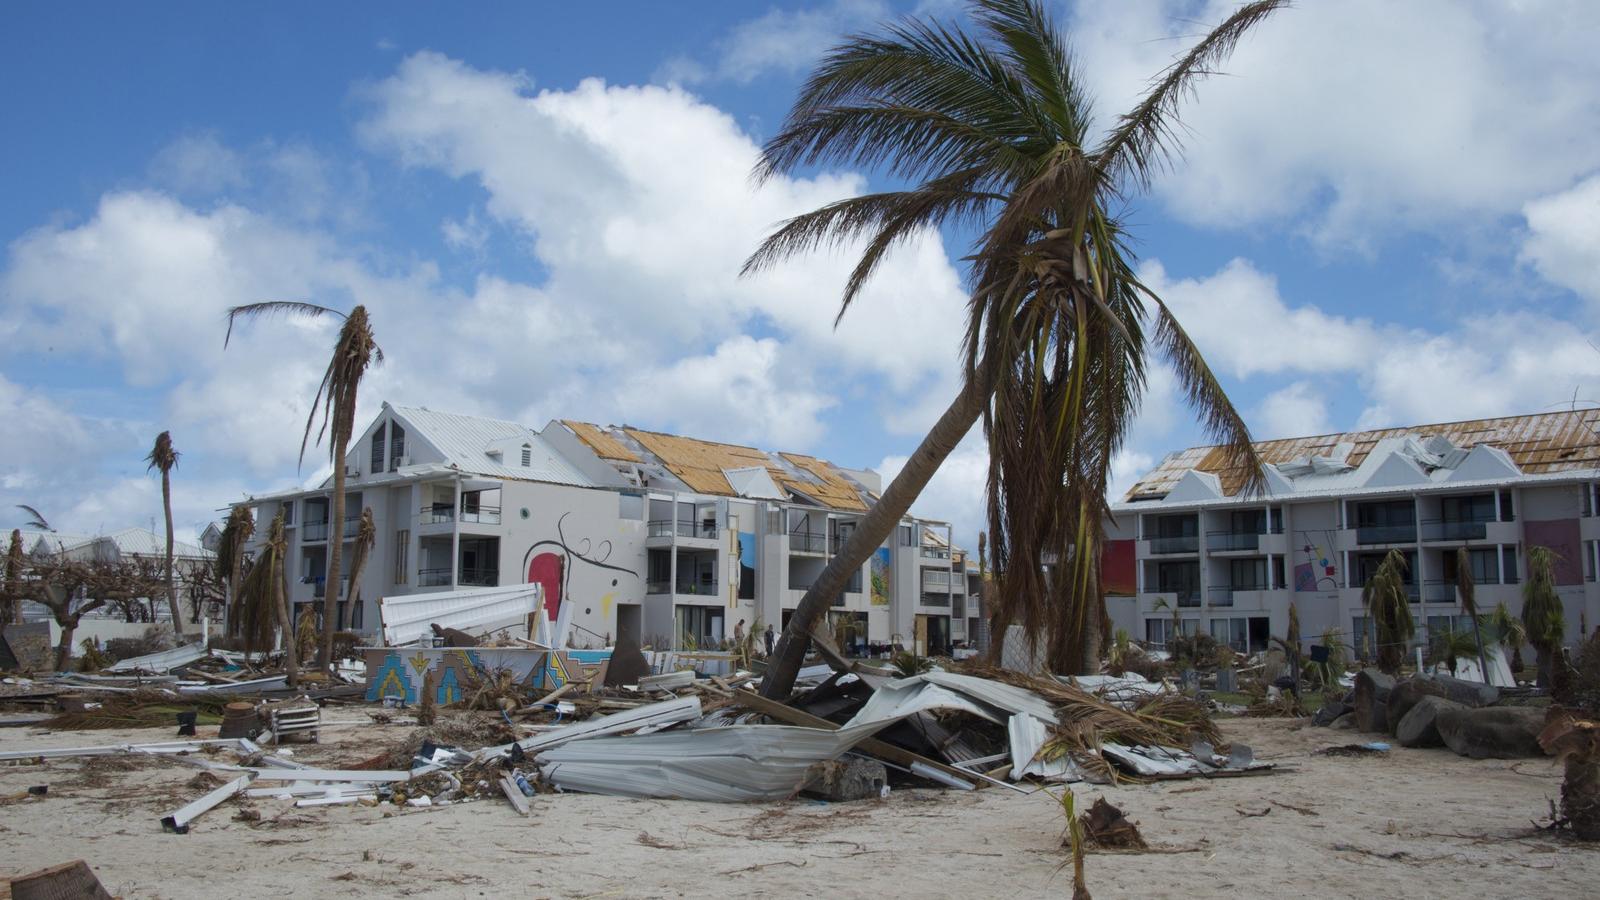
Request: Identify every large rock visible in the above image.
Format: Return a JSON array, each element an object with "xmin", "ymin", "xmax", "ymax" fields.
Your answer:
[
  {"xmin": 1397, "ymin": 696, "xmax": 1464, "ymax": 748},
  {"xmin": 1428, "ymin": 673, "xmax": 1500, "ymax": 708},
  {"xmin": 1313, "ymin": 700, "xmax": 1353, "ymax": 727},
  {"xmin": 1386, "ymin": 679, "xmax": 1446, "ymax": 734},
  {"xmin": 1434, "ymin": 706, "xmax": 1546, "ymax": 759},
  {"xmin": 802, "ymin": 757, "xmax": 888, "ymax": 802},
  {"xmin": 1330, "ymin": 712, "xmax": 1356, "ymax": 731},
  {"xmin": 1351, "ymin": 669, "xmax": 1396, "ymax": 733}
]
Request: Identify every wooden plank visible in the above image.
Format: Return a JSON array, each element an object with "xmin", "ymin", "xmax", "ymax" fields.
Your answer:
[
  {"xmin": 498, "ymin": 775, "xmax": 532, "ymax": 816},
  {"xmin": 731, "ymin": 689, "xmax": 984, "ymax": 788},
  {"xmin": 521, "ymin": 683, "xmax": 575, "ymax": 713}
]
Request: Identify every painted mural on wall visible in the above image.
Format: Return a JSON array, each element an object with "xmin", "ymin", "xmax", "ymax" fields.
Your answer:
[
  {"xmin": 1101, "ymin": 539, "xmax": 1136, "ymax": 596},
  {"xmin": 1525, "ymin": 518, "xmax": 1584, "ymax": 585},
  {"xmin": 520, "ymin": 511, "xmax": 639, "ymax": 631},
  {"xmin": 363, "ymin": 646, "xmax": 613, "ymax": 703},
  {"xmin": 738, "ymin": 531, "xmax": 756, "ymax": 601},
  {"xmin": 870, "ymin": 546, "xmax": 892, "ymax": 606},
  {"xmin": 1294, "ymin": 530, "xmax": 1339, "ymax": 592}
]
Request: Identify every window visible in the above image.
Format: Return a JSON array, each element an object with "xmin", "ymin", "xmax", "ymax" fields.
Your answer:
[
  {"xmin": 389, "ymin": 424, "xmax": 406, "ymax": 471},
  {"xmin": 898, "ymin": 524, "xmax": 914, "ymax": 547},
  {"xmin": 1502, "ymin": 546, "xmax": 1519, "ymax": 584},
  {"xmin": 370, "ymin": 425, "xmax": 386, "ymax": 474},
  {"xmin": 521, "ymin": 444, "xmax": 532, "ymax": 467},
  {"xmin": 281, "ymin": 501, "xmax": 294, "ymax": 525},
  {"xmin": 618, "ymin": 493, "xmax": 643, "ymax": 520},
  {"xmin": 1441, "ymin": 494, "xmax": 1495, "ymax": 523},
  {"xmin": 1499, "ymin": 490, "xmax": 1514, "ymax": 522},
  {"xmin": 394, "ymin": 531, "xmax": 409, "ymax": 584},
  {"xmin": 1210, "ymin": 617, "xmax": 1249, "ymax": 652},
  {"xmin": 1229, "ymin": 558, "xmax": 1267, "ymax": 590}
]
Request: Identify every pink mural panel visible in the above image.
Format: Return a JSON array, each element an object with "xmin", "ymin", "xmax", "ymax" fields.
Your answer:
[{"xmin": 1524, "ymin": 518, "xmax": 1583, "ymax": 586}]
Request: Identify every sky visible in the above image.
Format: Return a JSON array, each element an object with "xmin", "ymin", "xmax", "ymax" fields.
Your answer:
[{"xmin": 4, "ymin": 0, "xmax": 1600, "ymax": 555}]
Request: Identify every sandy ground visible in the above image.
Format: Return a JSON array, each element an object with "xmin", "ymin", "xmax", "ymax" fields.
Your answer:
[{"xmin": 1, "ymin": 715, "xmax": 1597, "ymax": 899}]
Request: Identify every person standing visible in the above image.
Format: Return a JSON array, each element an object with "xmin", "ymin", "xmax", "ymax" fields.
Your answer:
[
  {"xmin": 763, "ymin": 624, "xmax": 775, "ymax": 656},
  {"xmin": 734, "ymin": 619, "xmax": 746, "ymax": 643}
]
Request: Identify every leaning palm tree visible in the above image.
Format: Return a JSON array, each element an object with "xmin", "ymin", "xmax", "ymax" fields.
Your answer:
[
  {"xmin": 226, "ymin": 302, "xmax": 381, "ymax": 671},
  {"xmin": 746, "ymin": 0, "xmax": 1280, "ymax": 695},
  {"xmin": 145, "ymin": 431, "xmax": 183, "ymax": 642},
  {"xmin": 216, "ymin": 505, "xmax": 255, "ymax": 638},
  {"xmin": 1523, "ymin": 545, "xmax": 1565, "ymax": 688},
  {"xmin": 235, "ymin": 512, "xmax": 297, "ymax": 686},
  {"xmin": 338, "ymin": 507, "xmax": 377, "ymax": 647},
  {"xmin": 1485, "ymin": 600, "xmax": 1528, "ymax": 678},
  {"xmin": 1455, "ymin": 546, "xmax": 1491, "ymax": 681},
  {"xmin": 1362, "ymin": 548, "xmax": 1414, "ymax": 675}
]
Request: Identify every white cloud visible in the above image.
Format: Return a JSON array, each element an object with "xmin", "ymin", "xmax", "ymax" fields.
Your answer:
[
  {"xmin": 1068, "ymin": 0, "xmax": 1600, "ymax": 249},
  {"xmin": 149, "ymin": 133, "xmax": 247, "ymax": 195},
  {"xmin": 658, "ymin": 0, "xmax": 888, "ymax": 85},
  {"xmin": 1521, "ymin": 174, "xmax": 1600, "ymax": 307},
  {"xmin": 1256, "ymin": 382, "xmax": 1330, "ymax": 440}
]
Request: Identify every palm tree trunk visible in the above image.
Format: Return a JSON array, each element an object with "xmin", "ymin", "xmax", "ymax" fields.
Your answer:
[
  {"xmin": 1564, "ymin": 752, "xmax": 1600, "ymax": 840},
  {"xmin": 760, "ymin": 370, "xmax": 989, "ymax": 699},
  {"xmin": 162, "ymin": 472, "xmax": 182, "ymax": 642},
  {"xmin": 319, "ymin": 455, "xmax": 345, "ymax": 671},
  {"xmin": 274, "ymin": 536, "xmax": 299, "ymax": 688},
  {"xmin": 53, "ymin": 613, "xmax": 80, "ymax": 672}
]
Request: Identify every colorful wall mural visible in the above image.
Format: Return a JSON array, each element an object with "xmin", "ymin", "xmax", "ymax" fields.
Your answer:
[
  {"xmin": 1525, "ymin": 518, "xmax": 1584, "ymax": 585},
  {"xmin": 871, "ymin": 546, "xmax": 892, "ymax": 606},
  {"xmin": 1101, "ymin": 540, "xmax": 1136, "ymax": 596},
  {"xmin": 1294, "ymin": 530, "xmax": 1339, "ymax": 592},
  {"xmin": 520, "ymin": 511, "xmax": 639, "ymax": 626},
  {"xmin": 363, "ymin": 646, "xmax": 613, "ymax": 704}
]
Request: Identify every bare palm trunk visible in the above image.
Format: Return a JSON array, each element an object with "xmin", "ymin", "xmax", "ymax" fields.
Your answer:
[
  {"xmin": 162, "ymin": 472, "xmax": 182, "ymax": 642},
  {"xmin": 274, "ymin": 533, "xmax": 299, "ymax": 688},
  {"xmin": 761, "ymin": 371, "xmax": 989, "ymax": 698},
  {"xmin": 53, "ymin": 614, "xmax": 80, "ymax": 672},
  {"xmin": 319, "ymin": 456, "xmax": 345, "ymax": 671}
]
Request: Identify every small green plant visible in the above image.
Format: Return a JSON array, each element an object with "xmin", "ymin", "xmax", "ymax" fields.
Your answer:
[
  {"xmin": 1055, "ymin": 787, "xmax": 1090, "ymax": 900},
  {"xmin": 890, "ymin": 650, "xmax": 933, "ymax": 678},
  {"xmin": 1429, "ymin": 628, "xmax": 1480, "ymax": 677}
]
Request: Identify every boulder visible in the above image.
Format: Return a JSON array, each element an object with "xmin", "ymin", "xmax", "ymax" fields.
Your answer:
[
  {"xmin": 1386, "ymin": 679, "xmax": 1447, "ymax": 734},
  {"xmin": 1351, "ymin": 669, "xmax": 1396, "ymax": 733},
  {"xmin": 1428, "ymin": 673, "xmax": 1500, "ymax": 708},
  {"xmin": 1396, "ymin": 696, "xmax": 1464, "ymax": 748},
  {"xmin": 802, "ymin": 757, "xmax": 888, "ymax": 802},
  {"xmin": 1313, "ymin": 700, "xmax": 1353, "ymax": 727},
  {"xmin": 1330, "ymin": 712, "xmax": 1356, "ymax": 731},
  {"xmin": 1435, "ymin": 706, "xmax": 1546, "ymax": 759}
]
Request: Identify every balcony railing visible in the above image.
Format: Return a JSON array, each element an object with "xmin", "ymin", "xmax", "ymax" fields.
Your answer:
[
  {"xmin": 1422, "ymin": 579, "xmax": 1459, "ymax": 603},
  {"xmin": 1206, "ymin": 584, "xmax": 1268, "ymax": 606},
  {"xmin": 923, "ymin": 571, "xmax": 952, "ymax": 588},
  {"xmin": 309, "ymin": 576, "xmax": 348, "ymax": 599},
  {"xmin": 417, "ymin": 567, "xmax": 498, "ymax": 588},
  {"xmin": 1419, "ymin": 518, "xmax": 1488, "ymax": 541},
  {"xmin": 302, "ymin": 520, "xmax": 328, "ymax": 542},
  {"xmin": 647, "ymin": 520, "xmax": 719, "ymax": 540},
  {"xmin": 789, "ymin": 531, "xmax": 827, "ymax": 553},
  {"xmin": 1206, "ymin": 530, "xmax": 1260, "ymax": 552},
  {"xmin": 423, "ymin": 505, "xmax": 503, "ymax": 525},
  {"xmin": 920, "ymin": 594, "xmax": 950, "ymax": 607},
  {"xmin": 1356, "ymin": 524, "xmax": 1417, "ymax": 545},
  {"xmin": 1148, "ymin": 535, "xmax": 1198, "ymax": 554},
  {"xmin": 920, "ymin": 547, "xmax": 952, "ymax": 560}
]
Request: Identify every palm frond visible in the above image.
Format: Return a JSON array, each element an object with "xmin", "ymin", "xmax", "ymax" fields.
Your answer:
[
  {"xmin": 1095, "ymin": 0, "xmax": 1287, "ymax": 191},
  {"xmin": 15, "ymin": 504, "xmax": 52, "ymax": 532},
  {"xmin": 223, "ymin": 300, "xmax": 346, "ymax": 348},
  {"xmin": 145, "ymin": 431, "xmax": 179, "ymax": 474}
]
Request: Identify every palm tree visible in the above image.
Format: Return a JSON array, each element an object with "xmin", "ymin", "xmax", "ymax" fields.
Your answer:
[
  {"xmin": 15, "ymin": 505, "xmax": 52, "ymax": 532},
  {"xmin": 1362, "ymin": 548, "xmax": 1414, "ymax": 675},
  {"xmin": 745, "ymin": 0, "xmax": 1280, "ymax": 696},
  {"xmin": 236, "ymin": 511, "xmax": 297, "ymax": 687},
  {"xmin": 1539, "ymin": 711, "xmax": 1600, "ymax": 840},
  {"xmin": 1430, "ymin": 628, "xmax": 1480, "ymax": 677},
  {"xmin": 1455, "ymin": 546, "xmax": 1491, "ymax": 681},
  {"xmin": 225, "ymin": 302, "xmax": 382, "ymax": 672},
  {"xmin": 1523, "ymin": 545, "xmax": 1565, "ymax": 688},
  {"xmin": 216, "ymin": 505, "xmax": 255, "ymax": 638},
  {"xmin": 145, "ymin": 431, "xmax": 183, "ymax": 642},
  {"xmin": 3, "ymin": 529, "xmax": 23, "ymax": 629},
  {"xmin": 1484, "ymin": 601, "xmax": 1528, "ymax": 677},
  {"xmin": 339, "ymin": 507, "xmax": 377, "ymax": 651}
]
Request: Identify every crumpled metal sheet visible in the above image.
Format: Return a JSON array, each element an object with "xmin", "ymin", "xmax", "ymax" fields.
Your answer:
[
  {"xmin": 380, "ymin": 584, "xmax": 543, "ymax": 646},
  {"xmin": 104, "ymin": 641, "xmax": 208, "ymax": 674}
]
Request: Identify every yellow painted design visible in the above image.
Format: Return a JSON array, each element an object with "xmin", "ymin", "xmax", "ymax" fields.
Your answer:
[
  {"xmin": 600, "ymin": 592, "xmax": 615, "ymax": 618},
  {"xmin": 376, "ymin": 666, "xmax": 408, "ymax": 700},
  {"xmin": 409, "ymin": 652, "xmax": 430, "ymax": 676}
]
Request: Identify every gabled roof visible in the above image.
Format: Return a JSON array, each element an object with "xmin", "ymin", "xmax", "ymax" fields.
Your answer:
[
  {"xmin": 1125, "ymin": 409, "xmax": 1600, "ymax": 501},
  {"xmin": 390, "ymin": 406, "xmax": 593, "ymax": 488},
  {"xmin": 561, "ymin": 421, "xmax": 872, "ymax": 511},
  {"xmin": 29, "ymin": 527, "xmax": 211, "ymax": 560}
]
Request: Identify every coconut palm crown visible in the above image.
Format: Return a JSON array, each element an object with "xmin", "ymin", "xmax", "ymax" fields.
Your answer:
[{"xmin": 745, "ymin": 0, "xmax": 1280, "ymax": 691}]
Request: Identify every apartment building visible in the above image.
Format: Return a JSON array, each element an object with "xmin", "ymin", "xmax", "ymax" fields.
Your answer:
[
  {"xmin": 235, "ymin": 402, "xmax": 981, "ymax": 653},
  {"xmin": 1103, "ymin": 410, "xmax": 1600, "ymax": 657}
]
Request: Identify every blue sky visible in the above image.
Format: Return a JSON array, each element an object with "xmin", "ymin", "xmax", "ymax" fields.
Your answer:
[{"xmin": 4, "ymin": 0, "xmax": 1600, "ymax": 552}]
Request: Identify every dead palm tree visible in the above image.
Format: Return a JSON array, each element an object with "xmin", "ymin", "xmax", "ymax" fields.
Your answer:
[
  {"xmin": 216, "ymin": 505, "xmax": 255, "ymax": 637},
  {"xmin": 145, "ymin": 431, "xmax": 183, "ymax": 642},
  {"xmin": 3, "ymin": 529, "xmax": 24, "ymax": 628},
  {"xmin": 1539, "ymin": 710, "xmax": 1600, "ymax": 840},
  {"xmin": 1456, "ymin": 546, "xmax": 1491, "ymax": 680},
  {"xmin": 1362, "ymin": 548, "xmax": 1414, "ymax": 675},
  {"xmin": 339, "ymin": 507, "xmax": 377, "ymax": 647},
  {"xmin": 236, "ymin": 511, "xmax": 297, "ymax": 687},
  {"xmin": 1523, "ymin": 545, "xmax": 1565, "ymax": 688},
  {"xmin": 746, "ymin": 0, "xmax": 1279, "ymax": 695},
  {"xmin": 225, "ymin": 302, "xmax": 381, "ymax": 672}
]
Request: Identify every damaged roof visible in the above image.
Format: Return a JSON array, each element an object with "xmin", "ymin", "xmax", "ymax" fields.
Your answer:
[
  {"xmin": 560, "ymin": 421, "xmax": 872, "ymax": 511},
  {"xmin": 1125, "ymin": 409, "xmax": 1600, "ymax": 500}
]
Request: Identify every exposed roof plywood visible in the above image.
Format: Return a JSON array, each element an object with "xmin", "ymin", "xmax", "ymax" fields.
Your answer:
[
  {"xmin": 624, "ymin": 429, "xmax": 773, "ymax": 497},
  {"xmin": 562, "ymin": 420, "xmax": 640, "ymax": 462},
  {"xmin": 777, "ymin": 453, "xmax": 868, "ymax": 511},
  {"xmin": 1126, "ymin": 409, "xmax": 1600, "ymax": 499}
]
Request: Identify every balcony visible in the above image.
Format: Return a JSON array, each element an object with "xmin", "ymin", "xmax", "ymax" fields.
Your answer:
[
  {"xmin": 302, "ymin": 520, "xmax": 328, "ymax": 542},
  {"xmin": 1422, "ymin": 579, "xmax": 1460, "ymax": 603},
  {"xmin": 789, "ymin": 531, "xmax": 827, "ymax": 554},
  {"xmin": 1206, "ymin": 531, "xmax": 1260, "ymax": 552},
  {"xmin": 421, "ymin": 505, "xmax": 503, "ymax": 526},
  {"xmin": 922, "ymin": 571, "xmax": 953, "ymax": 592},
  {"xmin": 1356, "ymin": 524, "xmax": 1417, "ymax": 545},
  {"xmin": 647, "ymin": 520, "xmax": 719, "ymax": 540},
  {"xmin": 920, "ymin": 547, "xmax": 952, "ymax": 560},
  {"xmin": 418, "ymin": 567, "xmax": 499, "ymax": 588},
  {"xmin": 1148, "ymin": 535, "xmax": 1199, "ymax": 555},
  {"xmin": 1420, "ymin": 518, "xmax": 1489, "ymax": 542}
]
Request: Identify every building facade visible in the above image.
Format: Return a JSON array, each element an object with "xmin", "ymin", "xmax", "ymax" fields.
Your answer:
[
  {"xmin": 236, "ymin": 403, "xmax": 982, "ymax": 653},
  {"xmin": 1104, "ymin": 411, "xmax": 1600, "ymax": 657}
]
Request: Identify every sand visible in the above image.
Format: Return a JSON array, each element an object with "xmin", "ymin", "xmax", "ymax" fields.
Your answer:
[{"xmin": 1, "ymin": 715, "xmax": 1597, "ymax": 899}]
